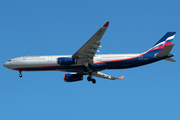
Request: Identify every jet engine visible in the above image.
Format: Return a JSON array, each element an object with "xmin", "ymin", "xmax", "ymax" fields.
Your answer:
[
  {"xmin": 57, "ymin": 57, "xmax": 76, "ymax": 65},
  {"xmin": 64, "ymin": 74, "xmax": 83, "ymax": 82}
]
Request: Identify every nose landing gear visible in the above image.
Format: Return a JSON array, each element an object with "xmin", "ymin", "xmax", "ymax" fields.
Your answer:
[{"xmin": 19, "ymin": 71, "xmax": 22, "ymax": 78}]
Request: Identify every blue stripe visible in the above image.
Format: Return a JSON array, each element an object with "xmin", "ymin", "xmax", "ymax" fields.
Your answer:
[
  {"xmin": 166, "ymin": 39, "xmax": 173, "ymax": 43},
  {"xmin": 153, "ymin": 32, "xmax": 176, "ymax": 47}
]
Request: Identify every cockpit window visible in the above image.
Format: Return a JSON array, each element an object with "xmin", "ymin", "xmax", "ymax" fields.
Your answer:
[{"xmin": 8, "ymin": 60, "xmax": 12, "ymax": 62}]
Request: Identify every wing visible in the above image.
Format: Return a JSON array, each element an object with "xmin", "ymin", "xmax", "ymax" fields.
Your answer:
[
  {"xmin": 92, "ymin": 72, "xmax": 124, "ymax": 80},
  {"xmin": 72, "ymin": 22, "xmax": 109, "ymax": 65}
]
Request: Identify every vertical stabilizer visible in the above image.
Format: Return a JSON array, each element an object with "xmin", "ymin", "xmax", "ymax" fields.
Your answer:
[{"xmin": 145, "ymin": 32, "xmax": 176, "ymax": 54}]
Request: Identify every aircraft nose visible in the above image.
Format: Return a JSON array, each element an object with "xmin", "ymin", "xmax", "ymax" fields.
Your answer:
[
  {"xmin": 3, "ymin": 62, "xmax": 10, "ymax": 69},
  {"xmin": 3, "ymin": 62, "xmax": 7, "ymax": 68}
]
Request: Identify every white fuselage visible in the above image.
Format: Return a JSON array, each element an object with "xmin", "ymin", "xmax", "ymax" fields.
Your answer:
[{"xmin": 4, "ymin": 54, "xmax": 141, "ymax": 70}]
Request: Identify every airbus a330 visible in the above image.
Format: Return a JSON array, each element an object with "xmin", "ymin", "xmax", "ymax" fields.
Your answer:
[{"xmin": 3, "ymin": 22, "xmax": 176, "ymax": 84}]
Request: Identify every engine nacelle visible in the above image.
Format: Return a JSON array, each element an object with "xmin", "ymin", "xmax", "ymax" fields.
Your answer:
[
  {"xmin": 57, "ymin": 57, "xmax": 76, "ymax": 65},
  {"xmin": 64, "ymin": 74, "xmax": 83, "ymax": 82}
]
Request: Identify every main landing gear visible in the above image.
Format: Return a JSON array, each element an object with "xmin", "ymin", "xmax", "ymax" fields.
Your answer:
[
  {"xmin": 19, "ymin": 71, "xmax": 22, "ymax": 78},
  {"xmin": 84, "ymin": 65, "xmax": 96, "ymax": 84},
  {"xmin": 87, "ymin": 76, "xmax": 96, "ymax": 84}
]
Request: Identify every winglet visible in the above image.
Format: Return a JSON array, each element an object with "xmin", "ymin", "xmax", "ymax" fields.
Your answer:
[
  {"xmin": 119, "ymin": 76, "xmax": 124, "ymax": 79},
  {"xmin": 103, "ymin": 21, "xmax": 109, "ymax": 27}
]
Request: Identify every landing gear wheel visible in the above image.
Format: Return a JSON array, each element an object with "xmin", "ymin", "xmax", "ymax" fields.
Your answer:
[
  {"xmin": 87, "ymin": 77, "xmax": 91, "ymax": 82},
  {"xmin": 87, "ymin": 76, "xmax": 96, "ymax": 84},
  {"xmin": 92, "ymin": 79, "xmax": 96, "ymax": 84},
  {"xmin": 19, "ymin": 74, "xmax": 22, "ymax": 78}
]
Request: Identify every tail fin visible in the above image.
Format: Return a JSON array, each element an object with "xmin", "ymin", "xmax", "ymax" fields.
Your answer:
[
  {"xmin": 144, "ymin": 32, "xmax": 176, "ymax": 62},
  {"xmin": 145, "ymin": 32, "xmax": 176, "ymax": 54}
]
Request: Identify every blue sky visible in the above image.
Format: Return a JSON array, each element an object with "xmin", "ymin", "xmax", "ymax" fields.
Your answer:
[{"xmin": 1, "ymin": 0, "xmax": 180, "ymax": 120}]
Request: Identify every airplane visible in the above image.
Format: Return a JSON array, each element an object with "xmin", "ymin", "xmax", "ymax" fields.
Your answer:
[{"xmin": 3, "ymin": 22, "xmax": 176, "ymax": 84}]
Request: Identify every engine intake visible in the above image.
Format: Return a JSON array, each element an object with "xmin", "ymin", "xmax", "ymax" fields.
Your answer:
[
  {"xmin": 57, "ymin": 57, "xmax": 76, "ymax": 65},
  {"xmin": 64, "ymin": 74, "xmax": 83, "ymax": 82}
]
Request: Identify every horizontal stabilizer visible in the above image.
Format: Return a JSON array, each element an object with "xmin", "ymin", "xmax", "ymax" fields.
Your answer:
[
  {"xmin": 164, "ymin": 58, "xmax": 176, "ymax": 62},
  {"xmin": 156, "ymin": 44, "xmax": 174, "ymax": 58}
]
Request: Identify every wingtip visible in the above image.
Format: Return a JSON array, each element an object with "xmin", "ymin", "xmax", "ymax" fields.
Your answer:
[
  {"xmin": 103, "ymin": 21, "xmax": 109, "ymax": 27},
  {"xmin": 119, "ymin": 76, "xmax": 124, "ymax": 79}
]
